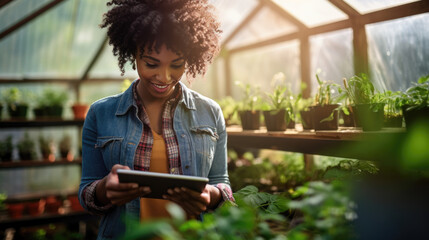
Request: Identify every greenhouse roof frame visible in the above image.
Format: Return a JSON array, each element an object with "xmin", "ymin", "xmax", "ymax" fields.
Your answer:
[{"xmin": 0, "ymin": 0, "xmax": 428, "ymax": 100}]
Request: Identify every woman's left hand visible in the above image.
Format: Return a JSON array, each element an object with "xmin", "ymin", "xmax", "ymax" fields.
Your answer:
[{"xmin": 163, "ymin": 184, "xmax": 221, "ymax": 217}]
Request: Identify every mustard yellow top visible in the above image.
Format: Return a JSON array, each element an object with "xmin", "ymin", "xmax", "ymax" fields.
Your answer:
[{"xmin": 140, "ymin": 130, "xmax": 171, "ymax": 221}]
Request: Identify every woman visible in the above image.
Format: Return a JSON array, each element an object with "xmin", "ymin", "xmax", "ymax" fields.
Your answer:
[{"xmin": 78, "ymin": 0, "xmax": 234, "ymax": 239}]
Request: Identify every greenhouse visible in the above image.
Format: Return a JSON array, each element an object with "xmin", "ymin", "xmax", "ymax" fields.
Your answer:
[{"xmin": 0, "ymin": 0, "xmax": 428, "ymax": 239}]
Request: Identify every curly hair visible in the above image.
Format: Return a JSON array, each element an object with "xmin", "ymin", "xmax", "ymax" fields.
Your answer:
[{"xmin": 100, "ymin": 0, "xmax": 222, "ymax": 78}]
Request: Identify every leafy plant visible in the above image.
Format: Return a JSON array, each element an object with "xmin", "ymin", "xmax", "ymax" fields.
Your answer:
[
  {"xmin": 399, "ymin": 74, "xmax": 429, "ymax": 111},
  {"xmin": 39, "ymin": 135, "xmax": 55, "ymax": 160},
  {"xmin": 40, "ymin": 88, "xmax": 69, "ymax": 107},
  {"xmin": 217, "ymin": 96, "xmax": 240, "ymax": 126},
  {"xmin": 314, "ymin": 74, "xmax": 342, "ymax": 106},
  {"xmin": 121, "ymin": 187, "xmax": 290, "ymax": 240},
  {"xmin": 59, "ymin": 135, "xmax": 71, "ymax": 153},
  {"xmin": 379, "ymin": 90, "xmax": 402, "ymax": 118},
  {"xmin": 343, "ymin": 73, "xmax": 379, "ymax": 105},
  {"xmin": 228, "ymin": 149, "xmax": 306, "ymax": 193},
  {"xmin": 262, "ymin": 72, "xmax": 300, "ymax": 123},
  {"xmin": 0, "ymin": 193, "xmax": 6, "ymax": 218},
  {"xmin": 1, "ymin": 87, "xmax": 28, "ymax": 109},
  {"xmin": 17, "ymin": 133, "xmax": 37, "ymax": 160},
  {"xmin": 288, "ymin": 181, "xmax": 357, "ymax": 240},
  {"xmin": 0, "ymin": 136, "xmax": 13, "ymax": 161},
  {"xmin": 235, "ymin": 81, "xmax": 262, "ymax": 112}
]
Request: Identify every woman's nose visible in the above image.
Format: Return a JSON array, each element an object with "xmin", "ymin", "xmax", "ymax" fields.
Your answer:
[{"xmin": 157, "ymin": 68, "xmax": 172, "ymax": 83}]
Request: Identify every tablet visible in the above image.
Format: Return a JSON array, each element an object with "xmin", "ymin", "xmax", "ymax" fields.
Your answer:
[{"xmin": 117, "ymin": 169, "xmax": 209, "ymax": 199}]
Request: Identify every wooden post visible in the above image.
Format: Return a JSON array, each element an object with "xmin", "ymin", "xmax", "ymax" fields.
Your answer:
[
  {"xmin": 352, "ymin": 20, "xmax": 369, "ymax": 75},
  {"xmin": 300, "ymin": 36, "xmax": 311, "ymax": 98},
  {"xmin": 223, "ymin": 51, "xmax": 232, "ymax": 97}
]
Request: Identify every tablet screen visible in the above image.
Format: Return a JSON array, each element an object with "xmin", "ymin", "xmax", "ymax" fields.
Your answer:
[{"xmin": 117, "ymin": 169, "xmax": 209, "ymax": 199}]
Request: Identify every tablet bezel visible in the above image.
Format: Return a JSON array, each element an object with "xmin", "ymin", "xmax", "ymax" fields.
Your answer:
[{"xmin": 117, "ymin": 169, "xmax": 209, "ymax": 199}]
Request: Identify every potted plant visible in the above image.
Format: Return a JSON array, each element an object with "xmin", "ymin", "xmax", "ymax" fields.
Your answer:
[
  {"xmin": 0, "ymin": 136, "xmax": 13, "ymax": 162},
  {"xmin": 2, "ymin": 87, "xmax": 29, "ymax": 119},
  {"xmin": 39, "ymin": 135, "xmax": 56, "ymax": 162},
  {"xmin": 312, "ymin": 74, "xmax": 342, "ymax": 131},
  {"xmin": 59, "ymin": 134, "xmax": 73, "ymax": 161},
  {"xmin": 380, "ymin": 90, "xmax": 403, "ymax": 128},
  {"xmin": 71, "ymin": 102, "xmax": 89, "ymax": 120},
  {"xmin": 26, "ymin": 198, "xmax": 46, "ymax": 216},
  {"xmin": 45, "ymin": 195, "xmax": 61, "ymax": 214},
  {"xmin": 39, "ymin": 88, "xmax": 69, "ymax": 119},
  {"xmin": 338, "ymin": 80, "xmax": 355, "ymax": 127},
  {"xmin": 7, "ymin": 202, "xmax": 25, "ymax": 219},
  {"xmin": 217, "ymin": 97, "xmax": 240, "ymax": 127},
  {"xmin": 235, "ymin": 81, "xmax": 262, "ymax": 130},
  {"xmin": 398, "ymin": 75, "xmax": 429, "ymax": 130},
  {"xmin": 17, "ymin": 132, "xmax": 37, "ymax": 161},
  {"xmin": 297, "ymin": 97, "xmax": 314, "ymax": 130},
  {"xmin": 262, "ymin": 72, "xmax": 295, "ymax": 131},
  {"xmin": 67, "ymin": 194, "xmax": 84, "ymax": 212},
  {"xmin": 0, "ymin": 102, "xmax": 3, "ymax": 119},
  {"xmin": 343, "ymin": 74, "xmax": 385, "ymax": 131}
]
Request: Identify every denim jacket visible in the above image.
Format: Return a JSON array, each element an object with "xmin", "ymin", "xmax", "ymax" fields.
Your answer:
[{"xmin": 79, "ymin": 80, "xmax": 231, "ymax": 239}]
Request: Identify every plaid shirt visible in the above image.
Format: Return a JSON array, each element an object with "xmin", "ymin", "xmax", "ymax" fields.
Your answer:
[
  {"xmin": 82, "ymin": 80, "xmax": 234, "ymax": 213},
  {"xmin": 133, "ymin": 80, "xmax": 182, "ymax": 174}
]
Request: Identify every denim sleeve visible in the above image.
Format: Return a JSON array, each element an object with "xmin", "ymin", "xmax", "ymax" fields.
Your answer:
[
  {"xmin": 208, "ymin": 104, "xmax": 235, "ymax": 205},
  {"xmin": 79, "ymin": 105, "xmax": 111, "ymax": 214}
]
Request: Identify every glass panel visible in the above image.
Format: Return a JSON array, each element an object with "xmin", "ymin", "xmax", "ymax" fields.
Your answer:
[
  {"xmin": 272, "ymin": 0, "xmax": 348, "ymax": 28},
  {"xmin": 0, "ymin": 0, "xmax": 108, "ymax": 79},
  {"xmin": 89, "ymin": 44, "xmax": 138, "ymax": 79},
  {"xmin": 80, "ymin": 81, "xmax": 123, "ymax": 105},
  {"xmin": 344, "ymin": 0, "xmax": 419, "ymax": 14},
  {"xmin": 0, "ymin": 0, "xmax": 51, "ymax": 32},
  {"xmin": 209, "ymin": 0, "xmax": 259, "ymax": 42},
  {"xmin": 310, "ymin": 29, "xmax": 354, "ymax": 96},
  {"xmin": 226, "ymin": 6, "xmax": 298, "ymax": 49},
  {"xmin": 229, "ymin": 40, "xmax": 301, "ymax": 100},
  {"xmin": 367, "ymin": 13, "xmax": 429, "ymax": 92}
]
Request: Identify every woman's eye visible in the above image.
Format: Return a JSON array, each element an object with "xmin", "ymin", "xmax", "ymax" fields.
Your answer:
[
  {"xmin": 145, "ymin": 62, "xmax": 157, "ymax": 68},
  {"xmin": 171, "ymin": 63, "xmax": 184, "ymax": 69}
]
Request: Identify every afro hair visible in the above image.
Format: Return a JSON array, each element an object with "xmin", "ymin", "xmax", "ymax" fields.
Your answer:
[{"xmin": 101, "ymin": 0, "xmax": 222, "ymax": 78}]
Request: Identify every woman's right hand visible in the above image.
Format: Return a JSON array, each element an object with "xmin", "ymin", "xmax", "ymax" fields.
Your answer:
[{"xmin": 96, "ymin": 164, "xmax": 151, "ymax": 206}]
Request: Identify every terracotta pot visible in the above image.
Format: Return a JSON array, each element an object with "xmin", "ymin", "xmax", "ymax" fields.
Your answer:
[
  {"xmin": 239, "ymin": 110, "xmax": 260, "ymax": 130},
  {"xmin": 312, "ymin": 104, "xmax": 340, "ymax": 131},
  {"xmin": 8, "ymin": 203, "xmax": 25, "ymax": 219},
  {"xmin": 26, "ymin": 199, "xmax": 46, "ymax": 216},
  {"xmin": 67, "ymin": 195, "xmax": 84, "ymax": 212},
  {"xmin": 45, "ymin": 196, "xmax": 61, "ymax": 214},
  {"xmin": 263, "ymin": 110, "xmax": 286, "ymax": 131},
  {"xmin": 72, "ymin": 104, "xmax": 89, "ymax": 120}
]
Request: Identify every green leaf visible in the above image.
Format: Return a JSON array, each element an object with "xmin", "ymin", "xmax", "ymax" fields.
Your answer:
[{"xmin": 166, "ymin": 202, "xmax": 186, "ymax": 222}]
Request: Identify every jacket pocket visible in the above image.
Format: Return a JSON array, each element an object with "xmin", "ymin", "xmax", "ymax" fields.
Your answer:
[
  {"xmin": 190, "ymin": 126, "xmax": 218, "ymax": 176},
  {"xmin": 95, "ymin": 137, "xmax": 124, "ymax": 169}
]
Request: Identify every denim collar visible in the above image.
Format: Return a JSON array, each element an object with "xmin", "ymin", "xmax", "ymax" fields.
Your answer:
[{"xmin": 115, "ymin": 80, "xmax": 196, "ymax": 116}]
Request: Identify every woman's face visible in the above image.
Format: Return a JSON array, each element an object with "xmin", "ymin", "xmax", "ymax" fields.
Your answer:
[{"xmin": 136, "ymin": 45, "xmax": 185, "ymax": 102}]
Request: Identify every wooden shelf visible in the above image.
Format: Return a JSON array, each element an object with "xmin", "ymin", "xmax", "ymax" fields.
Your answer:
[
  {"xmin": 0, "ymin": 159, "xmax": 82, "ymax": 169},
  {"xmin": 0, "ymin": 119, "xmax": 84, "ymax": 128},
  {"xmin": 226, "ymin": 125, "xmax": 407, "ymax": 161}
]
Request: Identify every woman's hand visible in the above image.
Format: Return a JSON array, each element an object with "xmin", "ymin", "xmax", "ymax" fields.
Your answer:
[
  {"xmin": 163, "ymin": 184, "xmax": 221, "ymax": 217},
  {"xmin": 96, "ymin": 164, "xmax": 151, "ymax": 206}
]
